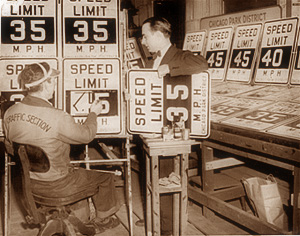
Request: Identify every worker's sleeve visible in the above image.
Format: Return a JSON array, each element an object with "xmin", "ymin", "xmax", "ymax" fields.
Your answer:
[
  {"xmin": 56, "ymin": 111, "xmax": 98, "ymax": 144},
  {"xmin": 168, "ymin": 51, "xmax": 208, "ymax": 77}
]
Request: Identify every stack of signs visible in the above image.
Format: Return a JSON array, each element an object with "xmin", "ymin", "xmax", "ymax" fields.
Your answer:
[
  {"xmin": 63, "ymin": 59, "xmax": 121, "ymax": 134},
  {"xmin": 126, "ymin": 37, "xmax": 145, "ymax": 69},
  {"xmin": 62, "ymin": 0, "xmax": 119, "ymax": 58},
  {"xmin": 254, "ymin": 18, "xmax": 299, "ymax": 84},
  {"xmin": 227, "ymin": 24, "xmax": 262, "ymax": 83},
  {"xmin": 205, "ymin": 27, "xmax": 234, "ymax": 80},
  {"xmin": 291, "ymin": 30, "xmax": 300, "ymax": 85},
  {"xmin": 127, "ymin": 70, "xmax": 210, "ymax": 138},
  {"xmin": 183, "ymin": 31, "xmax": 206, "ymax": 55}
]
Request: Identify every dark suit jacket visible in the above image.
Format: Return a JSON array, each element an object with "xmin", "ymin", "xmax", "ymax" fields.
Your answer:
[{"xmin": 145, "ymin": 45, "xmax": 208, "ymax": 76}]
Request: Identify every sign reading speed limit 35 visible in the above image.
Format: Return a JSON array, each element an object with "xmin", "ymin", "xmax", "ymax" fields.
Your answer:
[
  {"xmin": 1, "ymin": 0, "xmax": 57, "ymax": 58},
  {"xmin": 63, "ymin": 59, "xmax": 121, "ymax": 134},
  {"xmin": 255, "ymin": 18, "xmax": 299, "ymax": 84},
  {"xmin": 63, "ymin": 0, "xmax": 119, "ymax": 58},
  {"xmin": 128, "ymin": 70, "xmax": 210, "ymax": 138},
  {"xmin": 205, "ymin": 27, "xmax": 234, "ymax": 80},
  {"xmin": 227, "ymin": 24, "xmax": 262, "ymax": 83}
]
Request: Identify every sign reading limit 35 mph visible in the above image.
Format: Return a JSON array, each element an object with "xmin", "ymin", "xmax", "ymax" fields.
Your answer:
[
  {"xmin": 63, "ymin": 0, "xmax": 119, "ymax": 58},
  {"xmin": 1, "ymin": 0, "xmax": 56, "ymax": 58},
  {"xmin": 128, "ymin": 70, "xmax": 210, "ymax": 138}
]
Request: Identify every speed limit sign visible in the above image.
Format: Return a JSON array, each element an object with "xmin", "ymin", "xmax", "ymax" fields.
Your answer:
[
  {"xmin": 205, "ymin": 27, "xmax": 234, "ymax": 80},
  {"xmin": 1, "ymin": 0, "xmax": 57, "ymax": 58},
  {"xmin": 62, "ymin": 0, "xmax": 119, "ymax": 58},
  {"xmin": 254, "ymin": 18, "xmax": 299, "ymax": 84},
  {"xmin": 227, "ymin": 24, "xmax": 262, "ymax": 83}
]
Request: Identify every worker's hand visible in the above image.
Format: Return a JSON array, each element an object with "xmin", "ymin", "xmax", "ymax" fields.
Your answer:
[
  {"xmin": 157, "ymin": 64, "xmax": 170, "ymax": 78},
  {"xmin": 90, "ymin": 99, "xmax": 103, "ymax": 116}
]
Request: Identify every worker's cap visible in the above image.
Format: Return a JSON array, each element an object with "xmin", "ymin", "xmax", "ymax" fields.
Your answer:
[{"xmin": 18, "ymin": 62, "xmax": 60, "ymax": 89}]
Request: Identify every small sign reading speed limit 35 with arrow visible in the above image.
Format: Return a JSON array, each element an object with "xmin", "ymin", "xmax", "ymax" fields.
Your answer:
[
  {"xmin": 127, "ymin": 70, "xmax": 210, "ymax": 138},
  {"xmin": 63, "ymin": 0, "xmax": 119, "ymax": 58},
  {"xmin": 227, "ymin": 24, "xmax": 262, "ymax": 83},
  {"xmin": 255, "ymin": 18, "xmax": 298, "ymax": 84}
]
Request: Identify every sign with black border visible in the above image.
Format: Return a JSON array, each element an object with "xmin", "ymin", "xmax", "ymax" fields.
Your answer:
[
  {"xmin": 127, "ymin": 70, "xmax": 210, "ymax": 138},
  {"xmin": 1, "ymin": 0, "xmax": 57, "ymax": 58}
]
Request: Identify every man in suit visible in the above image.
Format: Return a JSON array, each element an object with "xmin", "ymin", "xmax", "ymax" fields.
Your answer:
[{"xmin": 141, "ymin": 16, "xmax": 208, "ymax": 235}]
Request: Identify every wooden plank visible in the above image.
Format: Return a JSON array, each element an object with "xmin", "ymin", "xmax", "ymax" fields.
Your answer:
[
  {"xmin": 188, "ymin": 185, "xmax": 289, "ymax": 235},
  {"xmin": 206, "ymin": 157, "xmax": 244, "ymax": 170}
]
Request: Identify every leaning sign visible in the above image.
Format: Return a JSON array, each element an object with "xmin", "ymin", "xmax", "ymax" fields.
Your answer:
[
  {"xmin": 127, "ymin": 70, "xmax": 210, "ymax": 138},
  {"xmin": 205, "ymin": 27, "xmax": 233, "ymax": 80},
  {"xmin": 62, "ymin": 0, "xmax": 119, "ymax": 58},
  {"xmin": 183, "ymin": 31, "xmax": 206, "ymax": 55},
  {"xmin": 227, "ymin": 23, "xmax": 262, "ymax": 83},
  {"xmin": 1, "ymin": 0, "xmax": 57, "ymax": 58},
  {"xmin": 291, "ymin": 30, "xmax": 300, "ymax": 85},
  {"xmin": 63, "ymin": 59, "xmax": 121, "ymax": 134},
  {"xmin": 254, "ymin": 18, "xmax": 299, "ymax": 84}
]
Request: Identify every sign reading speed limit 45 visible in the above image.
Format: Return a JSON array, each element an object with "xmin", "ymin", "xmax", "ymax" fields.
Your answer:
[
  {"xmin": 205, "ymin": 27, "xmax": 233, "ymax": 80},
  {"xmin": 255, "ymin": 18, "xmax": 299, "ymax": 84},
  {"xmin": 1, "ymin": 0, "xmax": 56, "ymax": 58},
  {"xmin": 227, "ymin": 24, "xmax": 262, "ymax": 83},
  {"xmin": 63, "ymin": 0, "xmax": 119, "ymax": 58},
  {"xmin": 128, "ymin": 70, "xmax": 210, "ymax": 138}
]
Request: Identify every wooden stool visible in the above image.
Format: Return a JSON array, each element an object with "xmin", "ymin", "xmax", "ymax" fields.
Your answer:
[{"xmin": 141, "ymin": 137, "xmax": 194, "ymax": 236}]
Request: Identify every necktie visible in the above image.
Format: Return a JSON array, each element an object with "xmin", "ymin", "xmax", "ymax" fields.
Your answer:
[{"xmin": 152, "ymin": 50, "xmax": 161, "ymax": 60}]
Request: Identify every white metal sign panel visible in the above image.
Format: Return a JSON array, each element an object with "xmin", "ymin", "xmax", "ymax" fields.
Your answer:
[
  {"xmin": 205, "ymin": 27, "xmax": 233, "ymax": 80},
  {"xmin": 1, "ymin": 0, "xmax": 57, "ymax": 58},
  {"xmin": 227, "ymin": 24, "xmax": 262, "ymax": 83},
  {"xmin": 183, "ymin": 31, "xmax": 206, "ymax": 55},
  {"xmin": 0, "ymin": 59, "xmax": 59, "ymax": 136},
  {"xmin": 211, "ymin": 97, "xmax": 271, "ymax": 122},
  {"xmin": 126, "ymin": 37, "xmax": 144, "ymax": 69},
  {"xmin": 267, "ymin": 117, "xmax": 300, "ymax": 140},
  {"xmin": 222, "ymin": 101, "xmax": 300, "ymax": 130},
  {"xmin": 211, "ymin": 82, "xmax": 264, "ymax": 97},
  {"xmin": 255, "ymin": 18, "xmax": 299, "ymax": 84},
  {"xmin": 63, "ymin": 59, "xmax": 121, "ymax": 134},
  {"xmin": 62, "ymin": 0, "xmax": 119, "ymax": 58},
  {"xmin": 128, "ymin": 70, "xmax": 210, "ymax": 138},
  {"xmin": 291, "ymin": 30, "xmax": 300, "ymax": 85}
]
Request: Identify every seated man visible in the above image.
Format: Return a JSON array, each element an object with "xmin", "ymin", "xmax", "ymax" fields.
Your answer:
[{"xmin": 3, "ymin": 62, "xmax": 120, "ymax": 233}]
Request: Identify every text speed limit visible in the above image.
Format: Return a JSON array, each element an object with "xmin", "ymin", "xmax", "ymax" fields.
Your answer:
[{"xmin": 128, "ymin": 70, "xmax": 210, "ymax": 138}]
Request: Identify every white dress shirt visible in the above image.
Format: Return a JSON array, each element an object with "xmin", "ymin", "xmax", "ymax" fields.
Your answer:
[{"xmin": 152, "ymin": 43, "xmax": 172, "ymax": 69}]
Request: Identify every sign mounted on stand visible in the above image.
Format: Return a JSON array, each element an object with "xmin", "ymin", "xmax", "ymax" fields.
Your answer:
[
  {"xmin": 183, "ymin": 31, "xmax": 206, "ymax": 55},
  {"xmin": 254, "ymin": 18, "xmax": 299, "ymax": 84},
  {"xmin": 1, "ymin": 0, "xmax": 57, "ymax": 58},
  {"xmin": 205, "ymin": 27, "xmax": 233, "ymax": 80},
  {"xmin": 291, "ymin": 30, "xmax": 300, "ymax": 85},
  {"xmin": 227, "ymin": 24, "xmax": 262, "ymax": 83},
  {"xmin": 127, "ymin": 70, "xmax": 210, "ymax": 138},
  {"xmin": 62, "ymin": 0, "xmax": 119, "ymax": 58},
  {"xmin": 63, "ymin": 59, "xmax": 121, "ymax": 134},
  {"xmin": 0, "ymin": 59, "xmax": 59, "ymax": 136},
  {"xmin": 125, "ymin": 37, "xmax": 144, "ymax": 69}
]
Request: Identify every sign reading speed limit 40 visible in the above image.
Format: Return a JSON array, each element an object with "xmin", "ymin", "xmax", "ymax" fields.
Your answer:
[
  {"xmin": 1, "ymin": 0, "xmax": 56, "ymax": 58},
  {"xmin": 128, "ymin": 70, "xmax": 210, "ymax": 138},
  {"xmin": 255, "ymin": 18, "xmax": 298, "ymax": 83},
  {"xmin": 63, "ymin": 0, "xmax": 119, "ymax": 58}
]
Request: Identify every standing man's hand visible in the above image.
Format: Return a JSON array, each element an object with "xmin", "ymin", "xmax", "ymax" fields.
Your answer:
[
  {"xmin": 90, "ymin": 99, "xmax": 103, "ymax": 116},
  {"xmin": 157, "ymin": 64, "xmax": 170, "ymax": 78}
]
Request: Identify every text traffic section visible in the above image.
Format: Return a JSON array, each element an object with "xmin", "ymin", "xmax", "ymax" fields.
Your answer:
[
  {"xmin": 1, "ymin": 0, "xmax": 57, "ymax": 58},
  {"xmin": 63, "ymin": 59, "xmax": 121, "ymax": 134},
  {"xmin": 127, "ymin": 70, "xmax": 210, "ymax": 138},
  {"xmin": 0, "ymin": 59, "xmax": 59, "ymax": 136},
  {"xmin": 62, "ymin": 0, "xmax": 119, "ymax": 58}
]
